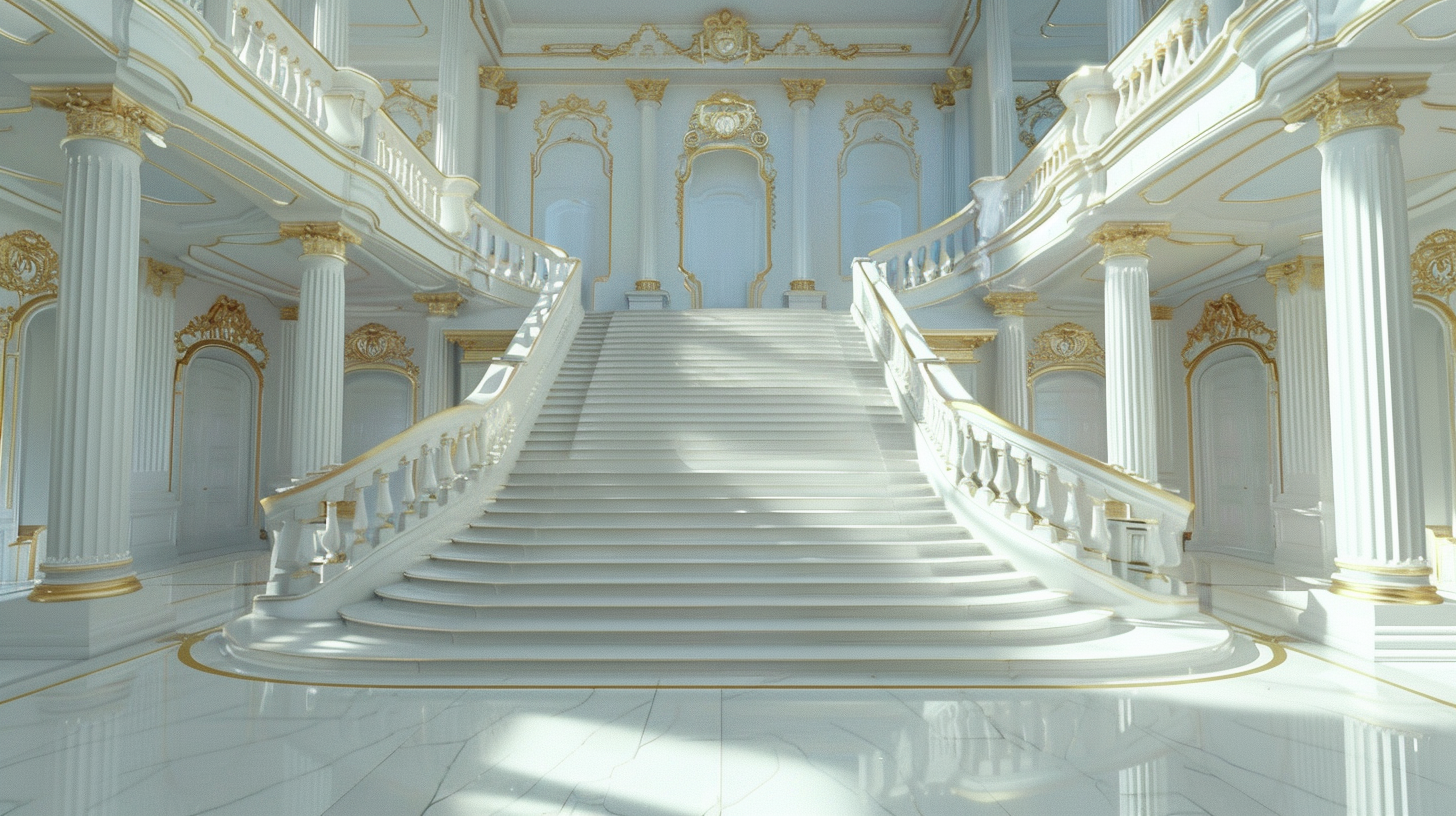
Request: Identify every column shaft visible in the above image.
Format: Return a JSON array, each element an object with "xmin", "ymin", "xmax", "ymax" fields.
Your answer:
[
  {"xmin": 273, "ymin": 309, "xmax": 297, "ymax": 486},
  {"xmin": 291, "ymin": 255, "xmax": 346, "ymax": 476},
  {"xmin": 638, "ymin": 100, "xmax": 659, "ymax": 283},
  {"xmin": 1150, "ymin": 308, "xmax": 1179, "ymax": 487},
  {"xmin": 1104, "ymin": 256, "xmax": 1158, "ymax": 481},
  {"xmin": 476, "ymin": 94, "xmax": 498, "ymax": 212},
  {"xmin": 133, "ymin": 265, "xmax": 179, "ymax": 484},
  {"xmin": 950, "ymin": 83, "xmax": 973, "ymax": 200},
  {"xmin": 1107, "ymin": 0, "xmax": 1142, "ymax": 58},
  {"xmin": 995, "ymin": 317, "xmax": 1029, "ymax": 428},
  {"xmin": 311, "ymin": 0, "xmax": 348, "ymax": 67},
  {"xmin": 433, "ymin": 0, "xmax": 474, "ymax": 177},
  {"xmin": 791, "ymin": 99, "xmax": 812, "ymax": 283},
  {"xmin": 984, "ymin": 0, "xmax": 1017, "ymax": 177},
  {"xmin": 420, "ymin": 315, "xmax": 449, "ymax": 417}
]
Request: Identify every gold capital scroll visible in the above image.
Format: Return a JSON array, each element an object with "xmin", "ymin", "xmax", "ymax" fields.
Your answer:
[
  {"xmin": 279, "ymin": 223, "xmax": 361, "ymax": 260},
  {"xmin": 1265, "ymin": 256, "xmax": 1325, "ymax": 295},
  {"xmin": 1150, "ymin": 305, "xmax": 1176, "ymax": 320},
  {"xmin": 144, "ymin": 259, "xmax": 184, "ymax": 297},
  {"xmin": 32, "ymin": 85, "xmax": 168, "ymax": 153},
  {"xmin": 945, "ymin": 67, "xmax": 973, "ymax": 92},
  {"xmin": 626, "ymin": 79, "xmax": 669, "ymax": 104},
  {"xmin": 931, "ymin": 83, "xmax": 956, "ymax": 110},
  {"xmin": 413, "ymin": 291, "xmax": 466, "ymax": 317},
  {"xmin": 782, "ymin": 79, "xmax": 826, "ymax": 104},
  {"xmin": 983, "ymin": 291, "xmax": 1038, "ymax": 317},
  {"xmin": 1284, "ymin": 75, "xmax": 1428, "ymax": 142},
  {"xmin": 1088, "ymin": 222, "xmax": 1171, "ymax": 260},
  {"xmin": 922, "ymin": 330, "xmax": 997, "ymax": 363},
  {"xmin": 479, "ymin": 66, "xmax": 518, "ymax": 109}
]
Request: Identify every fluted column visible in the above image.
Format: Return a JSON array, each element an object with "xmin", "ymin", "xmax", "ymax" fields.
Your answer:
[
  {"xmin": 947, "ymin": 68, "xmax": 974, "ymax": 199},
  {"xmin": 413, "ymin": 292, "xmax": 464, "ymax": 417},
  {"xmin": 273, "ymin": 307, "xmax": 298, "ymax": 487},
  {"xmin": 1091, "ymin": 222, "xmax": 1167, "ymax": 482},
  {"xmin": 133, "ymin": 260, "xmax": 183, "ymax": 489},
  {"xmin": 626, "ymin": 79, "xmax": 669, "ymax": 304},
  {"xmin": 1343, "ymin": 717, "xmax": 1420, "ymax": 816},
  {"xmin": 1287, "ymin": 75, "xmax": 1437, "ymax": 603},
  {"xmin": 1108, "ymin": 0, "xmax": 1143, "ymax": 59},
  {"xmin": 783, "ymin": 79, "xmax": 826, "ymax": 308},
  {"xmin": 1150, "ymin": 305, "xmax": 1179, "ymax": 488},
  {"xmin": 311, "ymin": 0, "xmax": 348, "ymax": 66},
  {"xmin": 282, "ymin": 223, "xmax": 357, "ymax": 478},
  {"xmin": 433, "ymin": 0, "xmax": 471, "ymax": 177},
  {"xmin": 984, "ymin": 292, "xmax": 1037, "ymax": 428},
  {"xmin": 29, "ymin": 87, "xmax": 164, "ymax": 602},
  {"xmin": 933, "ymin": 86, "xmax": 957, "ymax": 216},
  {"xmin": 984, "ymin": 0, "xmax": 1016, "ymax": 177},
  {"xmin": 477, "ymin": 67, "xmax": 517, "ymax": 211}
]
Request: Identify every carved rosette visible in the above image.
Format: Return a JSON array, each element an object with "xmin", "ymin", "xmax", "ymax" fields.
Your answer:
[
  {"xmin": 1285, "ymin": 75, "xmax": 1427, "ymax": 142},
  {"xmin": 983, "ymin": 291, "xmax": 1038, "ymax": 317},
  {"xmin": 1181, "ymin": 293, "xmax": 1276, "ymax": 367},
  {"xmin": 32, "ymin": 86, "xmax": 167, "ymax": 152},
  {"xmin": 1412, "ymin": 229, "xmax": 1456, "ymax": 297},
  {"xmin": 1265, "ymin": 256, "xmax": 1325, "ymax": 295},
  {"xmin": 1028, "ymin": 323, "xmax": 1105, "ymax": 375},
  {"xmin": 144, "ymin": 259, "xmax": 184, "ymax": 297},
  {"xmin": 0, "ymin": 230, "xmax": 59, "ymax": 298},
  {"xmin": 1089, "ymin": 222, "xmax": 1171, "ymax": 260},
  {"xmin": 626, "ymin": 79, "xmax": 669, "ymax": 104},
  {"xmin": 280, "ymin": 223, "xmax": 361, "ymax": 260},
  {"xmin": 413, "ymin": 291, "xmax": 466, "ymax": 317},
  {"xmin": 782, "ymin": 79, "xmax": 826, "ymax": 104},
  {"xmin": 176, "ymin": 295, "xmax": 269, "ymax": 368},
  {"xmin": 344, "ymin": 323, "xmax": 418, "ymax": 377}
]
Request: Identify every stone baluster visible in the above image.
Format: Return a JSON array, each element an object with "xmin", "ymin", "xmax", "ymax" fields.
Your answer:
[
  {"xmin": 1062, "ymin": 479, "xmax": 1084, "ymax": 543},
  {"xmin": 373, "ymin": 468, "xmax": 395, "ymax": 534},
  {"xmin": 399, "ymin": 456, "xmax": 417, "ymax": 516},
  {"xmin": 419, "ymin": 444, "xmax": 439, "ymax": 506}
]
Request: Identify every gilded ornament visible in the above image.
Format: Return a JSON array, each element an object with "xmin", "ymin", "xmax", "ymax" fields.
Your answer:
[
  {"xmin": 445, "ymin": 329, "xmax": 516, "ymax": 362},
  {"xmin": 176, "ymin": 295, "xmax": 269, "ymax": 367},
  {"xmin": 0, "ymin": 229, "xmax": 59, "ymax": 297},
  {"xmin": 931, "ymin": 83, "xmax": 955, "ymax": 110},
  {"xmin": 1150, "ymin": 305, "xmax": 1176, "ymax": 320},
  {"xmin": 921, "ymin": 330, "xmax": 996, "ymax": 363},
  {"xmin": 478, "ymin": 67, "xmax": 518, "ymax": 109},
  {"xmin": 1412, "ymin": 229, "xmax": 1456, "ymax": 297},
  {"xmin": 1028, "ymin": 322, "xmax": 1105, "ymax": 375},
  {"xmin": 983, "ymin": 291, "xmax": 1038, "ymax": 317},
  {"xmin": 344, "ymin": 322, "xmax": 418, "ymax": 377},
  {"xmin": 280, "ymin": 306, "xmax": 298, "ymax": 321},
  {"xmin": 945, "ymin": 66, "xmax": 974, "ymax": 92},
  {"xmin": 1265, "ymin": 256, "xmax": 1325, "ymax": 295},
  {"xmin": 588, "ymin": 12, "xmax": 866, "ymax": 63},
  {"xmin": 1088, "ymin": 222, "xmax": 1171, "ymax": 260},
  {"xmin": 382, "ymin": 80, "xmax": 438, "ymax": 150},
  {"xmin": 635, "ymin": 279, "xmax": 662, "ymax": 291},
  {"xmin": 413, "ymin": 291, "xmax": 466, "ymax": 317},
  {"xmin": 1015, "ymin": 81, "xmax": 1065, "ymax": 150},
  {"xmin": 626, "ymin": 79, "xmax": 669, "ymax": 103},
  {"xmin": 1181, "ymin": 293, "xmax": 1276, "ymax": 367},
  {"xmin": 684, "ymin": 91, "xmax": 770, "ymax": 149},
  {"xmin": 1285, "ymin": 74, "xmax": 1428, "ymax": 142},
  {"xmin": 782, "ymin": 79, "xmax": 826, "ymax": 104},
  {"xmin": 279, "ymin": 222, "xmax": 360, "ymax": 259},
  {"xmin": 534, "ymin": 94, "xmax": 611, "ymax": 153},
  {"xmin": 144, "ymin": 258, "xmax": 184, "ymax": 297},
  {"xmin": 788, "ymin": 279, "xmax": 817, "ymax": 291},
  {"xmin": 32, "ymin": 85, "xmax": 167, "ymax": 152}
]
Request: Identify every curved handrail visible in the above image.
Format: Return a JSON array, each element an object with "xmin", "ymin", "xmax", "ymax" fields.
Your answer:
[
  {"xmin": 464, "ymin": 202, "xmax": 570, "ymax": 292},
  {"xmin": 863, "ymin": 199, "xmax": 979, "ymax": 292}
]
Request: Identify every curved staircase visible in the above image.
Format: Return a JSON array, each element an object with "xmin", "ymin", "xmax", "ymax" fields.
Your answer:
[{"xmin": 219, "ymin": 310, "xmax": 1237, "ymax": 684}]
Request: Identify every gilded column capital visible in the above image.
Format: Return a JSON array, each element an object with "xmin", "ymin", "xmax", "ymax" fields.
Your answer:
[
  {"xmin": 1088, "ymin": 222, "xmax": 1171, "ymax": 260},
  {"xmin": 280, "ymin": 306, "xmax": 299, "ymax": 321},
  {"xmin": 922, "ymin": 329, "xmax": 997, "ymax": 363},
  {"xmin": 626, "ymin": 78, "xmax": 669, "ymax": 104},
  {"xmin": 144, "ymin": 258, "xmax": 184, "ymax": 297},
  {"xmin": 478, "ymin": 66, "xmax": 518, "ymax": 109},
  {"xmin": 1150, "ymin": 304, "xmax": 1175, "ymax": 320},
  {"xmin": 1265, "ymin": 256, "xmax": 1325, "ymax": 294},
  {"xmin": 32, "ymin": 85, "xmax": 167, "ymax": 152},
  {"xmin": 984, "ymin": 291, "xmax": 1038, "ymax": 317},
  {"xmin": 413, "ymin": 291, "xmax": 467, "ymax": 317},
  {"xmin": 945, "ymin": 66, "xmax": 974, "ymax": 92},
  {"xmin": 280, "ymin": 222, "xmax": 361, "ymax": 259},
  {"xmin": 1284, "ymin": 75, "xmax": 1428, "ymax": 142},
  {"xmin": 782, "ymin": 79, "xmax": 826, "ymax": 105},
  {"xmin": 931, "ymin": 83, "xmax": 955, "ymax": 109}
]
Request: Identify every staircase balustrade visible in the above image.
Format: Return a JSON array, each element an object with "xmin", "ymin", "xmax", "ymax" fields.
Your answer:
[
  {"xmin": 256, "ymin": 258, "xmax": 583, "ymax": 601},
  {"xmin": 865, "ymin": 200, "xmax": 979, "ymax": 293},
  {"xmin": 363, "ymin": 113, "xmax": 443, "ymax": 223},
  {"xmin": 467, "ymin": 205, "xmax": 561, "ymax": 291},
  {"xmin": 226, "ymin": 0, "xmax": 330, "ymax": 131},
  {"xmin": 852, "ymin": 259, "xmax": 1193, "ymax": 594}
]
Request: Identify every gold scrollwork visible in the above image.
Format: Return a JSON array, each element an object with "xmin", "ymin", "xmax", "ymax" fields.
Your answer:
[
  {"xmin": 0, "ymin": 230, "xmax": 58, "ymax": 297},
  {"xmin": 1089, "ymin": 222, "xmax": 1171, "ymax": 260},
  {"xmin": 1181, "ymin": 293, "xmax": 1276, "ymax": 367},
  {"xmin": 145, "ymin": 258, "xmax": 185, "ymax": 297},
  {"xmin": 931, "ymin": 83, "xmax": 956, "ymax": 109},
  {"xmin": 626, "ymin": 79, "xmax": 669, "ymax": 103},
  {"xmin": 478, "ymin": 66, "xmax": 518, "ymax": 109},
  {"xmin": 587, "ymin": 11, "xmax": 869, "ymax": 63},
  {"xmin": 1285, "ymin": 74, "xmax": 1428, "ymax": 142},
  {"xmin": 176, "ymin": 295, "xmax": 269, "ymax": 368},
  {"xmin": 1412, "ymin": 229, "xmax": 1456, "ymax": 297},
  {"xmin": 344, "ymin": 322, "xmax": 418, "ymax": 377},
  {"xmin": 1028, "ymin": 322, "xmax": 1105, "ymax": 375},
  {"xmin": 279, "ymin": 222, "xmax": 360, "ymax": 259},
  {"xmin": 1016, "ymin": 81, "xmax": 1065, "ymax": 150},
  {"xmin": 32, "ymin": 85, "xmax": 168, "ymax": 152},
  {"xmin": 382, "ymin": 80, "xmax": 438, "ymax": 150}
]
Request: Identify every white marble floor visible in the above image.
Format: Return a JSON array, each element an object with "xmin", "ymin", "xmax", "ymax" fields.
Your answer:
[{"xmin": 1, "ymin": 621, "xmax": 1454, "ymax": 815}]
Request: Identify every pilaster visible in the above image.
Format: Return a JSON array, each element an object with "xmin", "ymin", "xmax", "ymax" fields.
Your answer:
[
  {"xmin": 947, "ymin": 67, "xmax": 974, "ymax": 202},
  {"xmin": 414, "ymin": 292, "xmax": 465, "ymax": 417},
  {"xmin": 626, "ymin": 78, "xmax": 671, "ymax": 309},
  {"xmin": 984, "ymin": 291, "xmax": 1037, "ymax": 428},
  {"xmin": 311, "ymin": 0, "xmax": 349, "ymax": 67},
  {"xmin": 134, "ymin": 260, "xmax": 182, "ymax": 484},
  {"xmin": 281, "ymin": 222, "xmax": 357, "ymax": 478},
  {"xmin": 1107, "ymin": 0, "xmax": 1143, "ymax": 58},
  {"xmin": 273, "ymin": 307, "xmax": 298, "ymax": 488},
  {"xmin": 1149, "ymin": 305, "xmax": 1181, "ymax": 489},
  {"xmin": 983, "ymin": 0, "xmax": 1016, "ymax": 177}
]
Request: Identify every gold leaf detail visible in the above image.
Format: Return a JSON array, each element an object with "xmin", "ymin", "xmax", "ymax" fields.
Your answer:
[
  {"xmin": 0, "ymin": 230, "xmax": 58, "ymax": 297},
  {"xmin": 1028, "ymin": 322, "xmax": 1105, "ymax": 375},
  {"xmin": 1412, "ymin": 229, "xmax": 1456, "ymax": 297},
  {"xmin": 344, "ymin": 322, "xmax": 418, "ymax": 377},
  {"xmin": 1181, "ymin": 293, "xmax": 1276, "ymax": 367},
  {"xmin": 176, "ymin": 296, "xmax": 269, "ymax": 367}
]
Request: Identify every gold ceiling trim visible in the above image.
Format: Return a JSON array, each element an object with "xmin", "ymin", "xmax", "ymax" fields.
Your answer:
[
  {"xmin": 577, "ymin": 10, "xmax": 875, "ymax": 63},
  {"xmin": 176, "ymin": 295, "xmax": 269, "ymax": 368},
  {"xmin": 344, "ymin": 322, "xmax": 418, "ymax": 377},
  {"xmin": 1412, "ymin": 228, "xmax": 1456, "ymax": 297},
  {"xmin": 1181, "ymin": 293, "xmax": 1275, "ymax": 368},
  {"xmin": 1028, "ymin": 322, "xmax": 1105, "ymax": 375}
]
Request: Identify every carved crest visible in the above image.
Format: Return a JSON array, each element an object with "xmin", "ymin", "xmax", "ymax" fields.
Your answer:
[
  {"xmin": 1412, "ymin": 229, "xmax": 1456, "ymax": 297},
  {"xmin": 176, "ymin": 295, "xmax": 268, "ymax": 368},
  {"xmin": 0, "ymin": 230, "xmax": 59, "ymax": 297},
  {"xmin": 685, "ymin": 91, "xmax": 770, "ymax": 153},
  {"xmin": 1181, "ymin": 293, "xmax": 1276, "ymax": 367},
  {"xmin": 585, "ymin": 11, "xmax": 863, "ymax": 63},
  {"xmin": 1028, "ymin": 323, "xmax": 1105, "ymax": 375},
  {"xmin": 840, "ymin": 94, "xmax": 920, "ymax": 180},
  {"xmin": 344, "ymin": 323, "xmax": 418, "ymax": 377}
]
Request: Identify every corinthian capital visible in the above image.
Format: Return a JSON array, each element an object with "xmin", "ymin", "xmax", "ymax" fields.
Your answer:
[
  {"xmin": 1088, "ymin": 222, "xmax": 1171, "ymax": 260},
  {"xmin": 1284, "ymin": 75, "xmax": 1427, "ymax": 142},
  {"xmin": 280, "ymin": 222, "xmax": 361, "ymax": 259},
  {"xmin": 626, "ymin": 79, "xmax": 669, "ymax": 103},
  {"xmin": 32, "ymin": 85, "xmax": 168, "ymax": 152},
  {"xmin": 983, "ymin": 291, "xmax": 1038, "ymax": 317},
  {"xmin": 782, "ymin": 79, "xmax": 826, "ymax": 104}
]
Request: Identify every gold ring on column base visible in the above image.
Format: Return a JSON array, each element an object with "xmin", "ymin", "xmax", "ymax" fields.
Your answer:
[
  {"xmin": 789, "ymin": 279, "xmax": 818, "ymax": 291},
  {"xmin": 635, "ymin": 280, "xmax": 662, "ymax": 291},
  {"xmin": 1333, "ymin": 559, "xmax": 1433, "ymax": 577},
  {"xmin": 28, "ymin": 575, "xmax": 143, "ymax": 602},
  {"xmin": 1329, "ymin": 577, "xmax": 1443, "ymax": 605}
]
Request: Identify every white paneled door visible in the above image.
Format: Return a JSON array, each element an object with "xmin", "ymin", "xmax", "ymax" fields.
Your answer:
[
  {"xmin": 179, "ymin": 356, "xmax": 256, "ymax": 554},
  {"xmin": 1192, "ymin": 351, "xmax": 1275, "ymax": 561}
]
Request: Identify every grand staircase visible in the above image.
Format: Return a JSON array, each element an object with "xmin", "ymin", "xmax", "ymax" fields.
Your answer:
[{"xmin": 221, "ymin": 310, "xmax": 1236, "ymax": 683}]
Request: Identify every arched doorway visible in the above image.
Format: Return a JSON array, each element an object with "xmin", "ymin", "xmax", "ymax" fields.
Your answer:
[
  {"xmin": 1189, "ymin": 345, "xmax": 1278, "ymax": 561},
  {"xmin": 681, "ymin": 149, "xmax": 770, "ymax": 308},
  {"xmin": 177, "ymin": 350, "xmax": 260, "ymax": 554}
]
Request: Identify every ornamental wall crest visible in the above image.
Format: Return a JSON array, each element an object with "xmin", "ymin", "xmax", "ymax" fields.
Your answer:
[
  {"xmin": 1181, "ymin": 293, "xmax": 1276, "ymax": 367},
  {"xmin": 683, "ymin": 91, "xmax": 770, "ymax": 154},
  {"xmin": 176, "ymin": 295, "xmax": 268, "ymax": 368},
  {"xmin": 532, "ymin": 94, "xmax": 612, "ymax": 174},
  {"xmin": 584, "ymin": 10, "xmax": 863, "ymax": 63},
  {"xmin": 839, "ymin": 94, "xmax": 920, "ymax": 179},
  {"xmin": 382, "ymin": 80, "xmax": 438, "ymax": 150},
  {"xmin": 1412, "ymin": 228, "xmax": 1456, "ymax": 297},
  {"xmin": 1028, "ymin": 322, "xmax": 1105, "ymax": 375},
  {"xmin": 0, "ymin": 230, "xmax": 59, "ymax": 298},
  {"xmin": 344, "ymin": 322, "xmax": 418, "ymax": 378}
]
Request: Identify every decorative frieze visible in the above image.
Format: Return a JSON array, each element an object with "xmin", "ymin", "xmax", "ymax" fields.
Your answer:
[
  {"xmin": 983, "ymin": 291, "xmax": 1038, "ymax": 317},
  {"xmin": 279, "ymin": 222, "xmax": 360, "ymax": 260},
  {"xmin": 413, "ymin": 291, "xmax": 466, "ymax": 317},
  {"xmin": 1180, "ymin": 293, "xmax": 1276, "ymax": 367},
  {"xmin": 344, "ymin": 322, "xmax": 418, "ymax": 377},
  {"xmin": 176, "ymin": 295, "xmax": 269, "ymax": 367},
  {"xmin": 626, "ymin": 78, "xmax": 669, "ymax": 103},
  {"xmin": 1089, "ymin": 222, "xmax": 1171, "ymax": 260},
  {"xmin": 578, "ymin": 11, "xmax": 873, "ymax": 63},
  {"xmin": 1028, "ymin": 322, "xmax": 1105, "ymax": 375},
  {"xmin": 1284, "ymin": 75, "xmax": 1427, "ymax": 142},
  {"xmin": 1411, "ymin": 229, "xmax": 1456, "ymax": 297}
]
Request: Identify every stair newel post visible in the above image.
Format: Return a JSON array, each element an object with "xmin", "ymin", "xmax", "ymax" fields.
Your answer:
[
  {"xmin": 271, "ymin": 518, "xmax": 317, "ymax": 595},
  {"xmin": 436, "ymin": 433, "xmax": 457, "ymax": 493},
  {"xmin": 419, "ymin": 444, "xmax": 439, "ymax": 507},
  {"xmin": 374, "ymin": 468, "xmax": 396, "ymax": 537},
  {"xmin": 1061, "ymin": 479, "xmax": 1084, "ymax": 543},
  {"xmin": 400, "ymin": 456, "xmax": 417, "ymax": 516},
  {"xmin": 975, "ymin": 432, "xmax": 997, "ymax": 502}
]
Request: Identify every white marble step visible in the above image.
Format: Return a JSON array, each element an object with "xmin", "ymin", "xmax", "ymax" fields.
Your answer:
[
  {"xmin": 508, "ymin": 459, "xmax": 923, "ymax": 474},
  {"xmin": 454, "ymin": 525, "xmax": 975, "ymax": 545},
  {"xmin": 426, "ymin": 540, "xmax": 991, "ymax": 561},
  {"xmin": 473, "ymin": 509, "xmax": 957, "ymax": 528},
  {"xmin": 483, "ymin": 496, "xmax": 944, "ymax": 513},
  {"xmin": 499, "ymin": 471, "xmax": 925, "ymax": 487},
  {"xmin": 492, "ymin": 482, "xmax": 934, "ymax": 499}
]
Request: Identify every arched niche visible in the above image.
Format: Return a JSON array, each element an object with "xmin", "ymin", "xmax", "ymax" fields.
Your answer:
[
  {"xmin": 1186, "ymin": 340, "xmax": 1280, "ymax": 562},
  {"xmin": 838, "ymin": 95, "xmax": 920, "ymax": 278},
  {"xmin": 1413, "ymin": 296, "xmax": 1456, "ymax": 528},
  {"xmin": 342, "ymin": 323, "xmax": 418, "ymax": 461},
  {"xmin": 676, "ymin": 91, "xmax": 776, "ymax": 309},
  {"xmin": 12, "ymin": 298, "xmax": 57, "ymax": 536},
  {"xmin": 531, "ymin": 95, "xmax": 613, "ymax": 309},
  {"xmin": 174, "ymin": 342, "xmax": 263, "ymax": 554}
]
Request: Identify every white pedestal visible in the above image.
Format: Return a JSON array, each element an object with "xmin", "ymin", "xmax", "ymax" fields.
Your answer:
[
  {"xmin": 626, "ymin": 290, "xmax": 670, "ymax": 310},
  {"xmin": 1298, "ymin": 589, "xmax": 1456, "ymax": 661},
  {"xmin": 783, "ymin": 290, "xmax": 827, "ymax": 309}
]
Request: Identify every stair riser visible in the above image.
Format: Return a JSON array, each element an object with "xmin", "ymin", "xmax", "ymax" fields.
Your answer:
[
  {"xmin": 399, "ymin": 577, "xmax": 1042, "ymax": 597},
  {"xmin": 335, "ymin": 623, "xmax": 1113, "ymax": 647},
  {"xmin": 370, "ymin": 597, "xmax": 1071, "ymax": 620},
  {"xmin": 457, "ymin": 527, "xmax": 976, "ymax": 544},
  {"xmin": 433, "ymin": 542, "xmax": 985, "ymax": 560},
  {"xmin": 471, "ymin": 511, "xmax": 959, "ymax": 528}
]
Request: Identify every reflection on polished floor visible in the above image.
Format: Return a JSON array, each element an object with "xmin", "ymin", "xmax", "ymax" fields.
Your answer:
[{"xmin": 2, "ymin": 594, "xmax": 1454, "ymax": 815}]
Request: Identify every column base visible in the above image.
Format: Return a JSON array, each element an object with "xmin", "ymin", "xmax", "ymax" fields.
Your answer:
[
  {"xmin": 1297, "ymin": 588, "xmax": 1456, "ymax": 662},
  {"xmin": 0, "ymin": 582, "xmax": 173, "ymax": 658},
  {"xmin": 783, "ymin": 284, "xmax": 826, "ymax": 310},
  {"xmin": 625, "ymin": 288, "xmax": 670, "ymax": 310}
]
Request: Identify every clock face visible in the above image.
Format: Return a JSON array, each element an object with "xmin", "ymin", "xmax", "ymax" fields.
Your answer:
[{"xmin": 711, "ymin": 29, "xmax": 741, "ymax": 60}]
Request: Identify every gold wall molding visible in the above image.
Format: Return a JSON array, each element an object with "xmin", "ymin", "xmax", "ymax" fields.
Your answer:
[
  {"xmin": 0, "ymin": 230, "xmax": 58, "ymax": 298},
  {"xmin": 945, "ymin": 66, "xmax": 974, "ymax": 92},
  {"xmin": 984, "ymin": 291, "xmax": 1038, "ymax": 316},
  {"xmin": 1181, "ymin": 293, "xmax": 1276, "ymax": 368},
  {"xmin": 932, "ymin": 83, "xmax": 956, "ymax": 109},
  {"xmin": 841, "ymin": 95, "xmax": 919, "ymax": 148},
  {"xmin": 782, "ymin": 79, "xmax": 826, "ymax": 104},
  {"xmin": 1028, "ymin": 322, "xmax": 1105, "ymax": 375},
  {"xmin": 382, "ymin": 80, "xmax": 438, "ymax": 150},
  {"xmin": 922, "ymin": 329, "xmax": 997, "ymax": 363},
  {"xmin": 413, "ymin": 291, "xmax": 466, "ymax": 317},
  {"xmin": 837, "ymin": 94, "xmax": 922, "ymax": 277},
  {"xmin": 1016, "ymin": 81, "xmax": 1065, "ymax": 150},
  {"xmin": 1412, "ymin": 229, "xmax": 1456, "ymax": 297},
  {"xmin": 32, "ymin": 85, "xmax": 167, "ymax": 152},
  {"xmin": 279, "ymin": 222, "xmax": 360, "ymax": 259},
  {"xmin": 1089, "ymin": 222, "xmax": 1171, "ymax": 260},
  {"xmin": 676, "ymin": 91, "xmax": 777, "ymax": 309},
  {"xmin": 1265, "ymin": 255, "xmax": 1325, "ymax": 295},
  {"xmin": 145, "ymin": 258, "xmax": 184, "ymax": 297},
  {"xmin": 1285, "ymin": 74, "xmax": 1428, "ymax": 142},
  {"xmin": 176, "ymin": 295, "xmax": 269, "ymax": 368},
  {"xmin": 344, "ymin": 322, "xmax": 418, "ymax": 377},
  {"xmin": 584, "ymin": 11, "xmax": 871, "ymax": 63},
  {"xmin": 530, "ymin": 94, "xmax": 613, "ymax": 302},
  {"xmin": 478, "ymin": 66, "xmax": 518, "ymax": 109},
  {"xmin": 445, "ymin": 329, "xmax": 516, "ymax": 362},
  {"xmin": 626, "ymin": 78, "xmax": 669, "ymax": 103}
]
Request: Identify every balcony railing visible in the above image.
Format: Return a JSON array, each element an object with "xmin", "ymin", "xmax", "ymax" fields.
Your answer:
[{"xmin": 865, "ymin": 200, "xmax": 979, "ymax": 293}]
